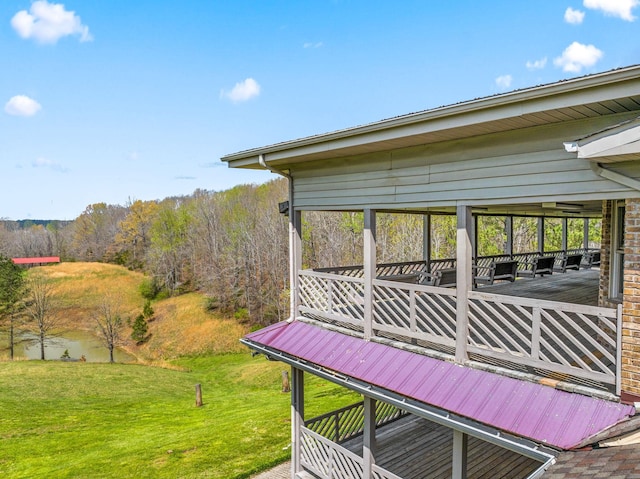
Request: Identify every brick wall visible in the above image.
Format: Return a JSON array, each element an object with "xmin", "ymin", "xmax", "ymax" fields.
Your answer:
[{"xmin": 621, "ymin": 198, "xmax": 640, "ymax": 397}]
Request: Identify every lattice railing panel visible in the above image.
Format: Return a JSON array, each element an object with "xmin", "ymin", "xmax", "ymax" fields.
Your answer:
[
  {"xmin": 468, "ymin": 291, "xmax": 618, "ymax": 384},
  {"xmin": 468, "ymin": 297, "xmax": 533, "ymax": 356},
  {"xmin": 298, "ymin": 271, "xmax": 365, "ymax": 325},
  {"xmin": 305, "ymin": 400, "xmax": 407, "ymax": 444},
  {"xmin": 538, "ymin": 308, "xmax": 617, "ymax": 377},
  {"xmin": 372, "ymin": 464, "xmax": 403, "ymax": 479},
  {"xmin": 300, "ymin": 428, "xmax": 363, "ymax": 479},
  {"xmin": 373, "ymin": 280, "xmax": 457, "ymax": 347}
]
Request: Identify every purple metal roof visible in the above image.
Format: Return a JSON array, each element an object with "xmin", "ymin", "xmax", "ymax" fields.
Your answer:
[{"xmin": 245, "ymin": 321, "xmax": 635, "ymax": 450}]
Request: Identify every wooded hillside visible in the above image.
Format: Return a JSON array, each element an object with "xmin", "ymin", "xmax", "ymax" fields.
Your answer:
[{"xmin": 0, "ymin": 178, "xmax": 601, "ymax": 327}]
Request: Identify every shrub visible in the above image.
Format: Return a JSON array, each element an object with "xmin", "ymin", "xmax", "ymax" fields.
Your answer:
[
  {"xmin": 131, "ymin": 314, "xmax": 149, "ymax": 343},
  {"xmin": 139, "ymin": 278, "xmax": 161, "ymax": 300}
]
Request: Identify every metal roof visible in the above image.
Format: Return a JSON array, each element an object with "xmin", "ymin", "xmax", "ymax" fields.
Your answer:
[
  {"xmin": 12, "ymin": 256, "xmax": 60, "ymax": 264},
  {"xmin": 222, "ymin": 65, "xmax": 640, "ymax": 169},
  {"xmin": 244, "ymin": 320, "xmax": 635, "ymax": 450}
]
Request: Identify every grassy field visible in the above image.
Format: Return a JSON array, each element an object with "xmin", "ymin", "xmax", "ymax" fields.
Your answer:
[
  {"xmin": 0, "ymin": 355, "xmax": 357, "ymax": 478},
  {"xmin": 0, "ymin": 263, "xmax": 359, "ymax": 477}
]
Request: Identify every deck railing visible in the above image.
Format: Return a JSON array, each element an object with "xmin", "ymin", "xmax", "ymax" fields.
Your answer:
[
  {"xmin": 305, "ymin": 400, "xmax": 407, "ymax": 444},
  {"xmin": 300, "ymin": 427, "xmax": 402, "ymax": 479},
  {"xmin": 298, "ymin": 270, "xmax": 365, "ymax": 328},
  {"xmin": 373, "ymin": 279, "xmax": 457, "ymax": 349},
  {"xmin": 468, "ymin": 290, "xmax": 619, "ymax": 385},
  {"xmin": 312, "ymin": 248, "xmax": 598, "ymax": 277},
  {"xmin": 298, "ymin": 266, "xmax": 620, "ymax": 389}
]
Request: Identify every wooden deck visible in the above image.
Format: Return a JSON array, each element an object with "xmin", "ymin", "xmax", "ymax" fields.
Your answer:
[
  {"xmin": 341, "ymin": 415, "xmax": 543, "ymax": 479},
  {"xmin": 477, "ymin": 268, "xmax": 600, "ymax": 306}
]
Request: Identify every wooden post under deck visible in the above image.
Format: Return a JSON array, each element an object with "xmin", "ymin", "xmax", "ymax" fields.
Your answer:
[
  {"xmin": 562, "ymin": 217, "xmax": 568, "ymax": 252},
  {"xmin": 363, "ymin": 396, "xmax": 377, "ymax": 479},
  {"xmin": 452, "ymin": 430, "xmax": 468, "ymax": 479},
  {"xmin": 364, "ymin": 209, "xmax": 376, "ymax": 340},
  {"xmin": 291, "ymin": 367, "xmax": 304, "ymax": 475},
  {"xmin": 456, "ymin": 205, "xmax": 472, "ymax": 363}
]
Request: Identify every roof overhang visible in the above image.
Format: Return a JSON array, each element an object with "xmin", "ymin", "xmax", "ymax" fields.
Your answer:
[
  {"xmin": 222, "ymin": 65, "xmax": 640, "ymax": 170},
  {"xmin": 243, "ymin": 321, "xmax": 635, "ymax": 454},
  {"xmin": 564, "ymin": 116, "xmax": 640, "ymax": 163}
]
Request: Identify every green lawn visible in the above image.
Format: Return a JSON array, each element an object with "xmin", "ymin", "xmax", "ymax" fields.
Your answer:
[{"xmin": 0, "ymin": 354, "xmax": 357, "ymax": 478}]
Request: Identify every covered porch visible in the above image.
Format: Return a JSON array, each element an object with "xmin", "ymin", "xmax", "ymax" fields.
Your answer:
[
  {"xmin": 304, "ymin": 411, "xmax": 543, "ymax": 479},
  {"xmin": 291, "ymin": 205, "xmax": 619, "ymax": 397}
]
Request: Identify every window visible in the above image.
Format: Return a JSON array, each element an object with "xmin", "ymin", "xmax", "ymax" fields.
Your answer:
[{"xmin": 611, "ymin": 201, "xmax": 625, "ymax": 300}]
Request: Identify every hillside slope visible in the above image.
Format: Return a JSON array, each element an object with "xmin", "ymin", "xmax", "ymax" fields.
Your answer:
[{"xmin": 34, "ymin": 262, "xmax": 247, "ymax": 361}]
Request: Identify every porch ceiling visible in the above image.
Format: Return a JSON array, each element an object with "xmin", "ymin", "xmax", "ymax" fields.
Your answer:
[
  {"xmin": 389, "ymin": 199, "xmax": 605, "ymax": 218},
  {"xmin": 243, "ymin": 320, "xmax": 635, "ymax": 451}
]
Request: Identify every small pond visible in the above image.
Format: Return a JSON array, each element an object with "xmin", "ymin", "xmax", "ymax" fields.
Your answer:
[{"xmin": 1, "ymin": 330, "xmax": 136, "ymax": 363}]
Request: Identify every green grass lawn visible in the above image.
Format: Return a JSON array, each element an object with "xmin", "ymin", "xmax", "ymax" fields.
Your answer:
[{"xmin": 0, "ymin": 354, "xmax": 358, "ymax": 479}]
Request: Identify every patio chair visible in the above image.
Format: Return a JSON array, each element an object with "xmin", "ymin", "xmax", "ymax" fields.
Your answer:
[
  {"xmin": 517, "ymin": 256, "xmax": 555, "ymax": 278},
  {"xmin": 418, "ymin": 268, "xmax": 457, "ymax": 288},
  {"xmin": 474, "ymin": 260, "xmax": 518, "ymax": 287},
  {"xmin": 554, "ymin": 253, "xmax": 583, "ymax": 273},
  {"xmin": 583, "ymin": 251, "xmax": 601, "ymax": 269}
]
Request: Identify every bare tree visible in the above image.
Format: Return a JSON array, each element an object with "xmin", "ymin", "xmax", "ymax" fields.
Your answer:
[
  {"xmin": 94, "ymin": 295, "xmax": 125, "ymax": 363},
  {"xmin": 24, "ymin": 272, "xmax": 59, "ymax": 360}
]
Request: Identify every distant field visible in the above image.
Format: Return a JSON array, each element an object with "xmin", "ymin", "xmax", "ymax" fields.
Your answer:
[
  {"xmin": 0, "ymin": 355, "xmax": 357, "ymax": 478},
  {"xmin": 9, "ymin": 262, "xmax": 248, "ymax": 362},
  {"xmin": 0, "ymin": 262, "xmax": 358, "ymax": 477}
]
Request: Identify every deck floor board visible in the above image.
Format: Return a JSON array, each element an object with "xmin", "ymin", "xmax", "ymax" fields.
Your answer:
[{"xmin": 341, "ymin": 415, "xmax": 542, "ymax": 479}]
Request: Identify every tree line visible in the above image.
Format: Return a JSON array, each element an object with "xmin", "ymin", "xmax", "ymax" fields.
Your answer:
[{"xmin": 0, "ymin": 178, "xmax": 601, "ymax": 327}]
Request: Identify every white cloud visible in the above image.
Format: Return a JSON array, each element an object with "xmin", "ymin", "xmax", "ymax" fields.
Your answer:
[
  {"xmin": 303, "ymin": 42, "xmax": 323, "ymax": 48},
  {"xmin": 11, "ymin": 1, "xmax": 92, "ymax": 44},
  {"xmin": 220, "ymin": 78, "xmax": 261, "ymax": 103},
  {"xmin": 32, "ymin": 157, "xmax": 69, "ymax": 173},
  {"xmin": 526, "ymin": 57, "xmax": 548, "ymax": 70},
  {"xmin": 565, "ymin": 7, "xmax": 586, "ymax": 23},
  {"xmin": 583, "ymin": 0, "xmax": 639, "ymax": 21},
  {"xmin": 495, "ymin": 75, "xmax": 512, "ymax": 90},
  {"xmin": 554, "ymin": 41, "xmax": 603, "ymax": 72},
  {"xmin": 5, "ymin": 95, "xmax": 42, "ymax": 116}
]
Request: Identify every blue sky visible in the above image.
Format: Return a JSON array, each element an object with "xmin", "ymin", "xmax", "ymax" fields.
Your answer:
[{"xmin": 1, "ymin": 0, "xmax": 639, "ymax": 220}]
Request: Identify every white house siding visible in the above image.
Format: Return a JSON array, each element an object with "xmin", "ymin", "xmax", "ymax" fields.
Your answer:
[{"xmin": 292, "ymin": 112, "xmax": 640, "ymax": 211}]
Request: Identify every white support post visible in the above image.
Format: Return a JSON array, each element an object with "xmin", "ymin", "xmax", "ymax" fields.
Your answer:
[
  {"xmin": 456, "ymin": 205, "xmax": 472, "ymax": 364},
  {"xmin": 537, "ymin": 217, "xmax": 545, "ymax": 254},
  {"xmin": 452, "ymin": 430, "xmax": 468, "ymax": 479},
  {"xmin": 290, "ymin": 209, "xmax": 302, "ymax": 321},
  {"xmin": 505, "ymin": 216, "xmax": 513, "ymax": 257},
  {"xmin": 562, "ymin": 217, "xmax": 568, "ymax": 252},
  {"xmin": 363, "ymin": 396, "xmax": 377, "ymax": 479},
  {"xmin": 291, "ymin": 367, "xmax": 304, "ymax": 475},
  {"xmin": 583, "ymin": 218, "xmax": 590, "ymax": 250},
  {"xmin": 364, "ymin": 209, "xmax": 377, "ymax": 340},
  {"xmin": 473, "ymin": 214, "xmax": 478, "ymax": 260},
  {"xmin": 423, "ymin": 214, "xmax": 432, "ymax": 272}
]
